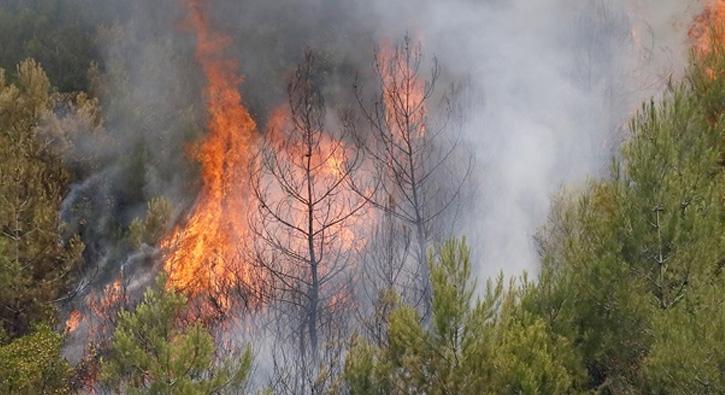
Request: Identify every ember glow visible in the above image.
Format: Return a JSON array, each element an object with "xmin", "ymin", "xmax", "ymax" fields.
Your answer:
[
  {"xmin": 263, "ymin": 105, "xmax": 367, "ymax": 254},
  {"xmin": 689, "ymin": 0, "xmax": 725, "ymax": 55},
  {"xmin": 161, "ymin": 0, "xmax": 259, "ymax": 299},
  {"xmin": 87, "ymin": 278, "xmax": 125, "ymax": 337},
  {"xmin": 65, "ymin": 309, "xmax": 82, "ymax": 333},
  {"xmin": 378, "ymin": 41, "xmax": 427, "ymax": 142}
]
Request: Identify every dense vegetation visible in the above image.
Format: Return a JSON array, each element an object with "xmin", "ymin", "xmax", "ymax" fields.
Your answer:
[
  {"xmin": 343, "ymin": 46, "xmax": 724, "ymax": 393},
  {"xmin": 0, "ymin": 3, "xmax": 723, "ymax": 394},
  {"xmin": 0, "ymin": 0, "xmax": 96, "ymax": 92}
]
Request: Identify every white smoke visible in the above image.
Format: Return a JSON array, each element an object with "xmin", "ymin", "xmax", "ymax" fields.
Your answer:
[
  {"xmin": 61, "ymin": 0, "xmax": 700, "ymax": 286},
  {"xmin": 48, "ymin": 0, "xmax": 704, "ymax": 387},
  {"xmin": 359, "ymin": 0, "xmax": 699, "ymax": 279}
]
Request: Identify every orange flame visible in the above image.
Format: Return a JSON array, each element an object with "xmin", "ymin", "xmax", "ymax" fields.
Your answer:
[
  {"xmin": 689, "ymin": 0, "xmax": 725, "ymax": 56},
  {"xmin": 65, "ymin": 309, "xmax": 82, "ymax": 333},
  {"xmin": 87, "ymin": 279, "xmax": 125, "ymax": 326},
  {"xmin": 378, "ymin": 41, "xmax": 427, "ymax": 142},
  {"xmin": 264, "ymin": 105, "xmax": 365, "ymax": 253},
  {"xmin": 162, "ymin": 0, "xmax": 259, "ymax": 301}
]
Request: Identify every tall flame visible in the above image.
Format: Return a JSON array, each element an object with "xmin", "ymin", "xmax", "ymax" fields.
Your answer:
[{"xmin": 162, "ymin": 0, "xmax": 259, "ymax": 299}]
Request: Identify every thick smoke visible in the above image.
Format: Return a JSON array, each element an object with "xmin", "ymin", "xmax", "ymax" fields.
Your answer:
[
  {"xmin": 56, "ymin": 0, "xmax": 203, "ymax": 359},
  {"xmin": 210, "ymin": 0, "xmax": 698, "ymax": 280},
  {"xmin": 45, "ymin": 0, "xmax": 705, "ymax": 386},
  {"xmin": 206, "ymin": 0, "xmax": 696, "ymax": 278},
  {"xmin": 57, "ymin": 0, "xmax": 700, "ymax": 364},
  {"xmin": 375, "ymin": 0, "xmax": 699, "ymax": 279},
  {"xmin": 68, "ymin": 0, "xmax": 699, "ymax": 295}
]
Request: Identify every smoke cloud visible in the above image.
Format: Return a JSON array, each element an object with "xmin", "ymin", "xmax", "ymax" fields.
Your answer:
[
  {"xmin": 56, "ymin": 0, "xmax": 701, "ymax": 364},
  {"xmin": 61, "ymin": 0, "xmax": 701, "ymax": 291},
  {"xmin": 382, "ymin": 0, "xmax": 699, "ymax": 278}
]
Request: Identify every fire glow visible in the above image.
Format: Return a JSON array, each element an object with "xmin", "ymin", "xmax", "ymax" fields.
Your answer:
[
  {"xmin": 378, "ymin": 42, "xmax": 427, "ymax": 142},
  {"xmin": 159, "ymin": 2, "xmax": 425, "ymax": 313},
  {"xmin": 689, "ymin": 0, "xmax": 725, "ymax": 56},
  {"xmin": 263, "ymin": 105, "xmax": 366, "ymax": 255},
  {"xmin": 161, "ymin": 0, "xmax": 259, "ymax": 299}
]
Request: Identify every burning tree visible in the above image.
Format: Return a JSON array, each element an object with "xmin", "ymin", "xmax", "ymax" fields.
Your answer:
[
  {"xmin": 690, "ymin": 0, "xmax": 725, "ymax": 58},
  {"xmin": 249, "ymin": 52, "xmax": 371, "ymax": 389},
  {"xmin": 349, "ymin": 36, "xmax": 471, "ymax": 308},
  {"xmin": 161, "ymin": 0, "xmax": 260, "ymax": 317}
]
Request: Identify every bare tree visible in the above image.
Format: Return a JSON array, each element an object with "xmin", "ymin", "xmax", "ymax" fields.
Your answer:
[
  {"xmin": 348, "ymin": 36, "xmax": 471, "ymax": 309},
  {"xmin": 352, "ymin": 199, "xmax": 413, "ymax": 345},
  {"xmin": 266, "ymin": 302, "xmax": 349, "ymax": 394},
  {"xmin": 249, "ymin": 52, "xmax": 372, "ymax": 392}
]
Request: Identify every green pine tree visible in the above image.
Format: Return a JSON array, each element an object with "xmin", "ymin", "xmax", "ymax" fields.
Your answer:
[
  {"xmin": 100, "ymin": 275, "xmax": 253, "ymax": 394},
  {"xmin": 533, "ymin": 39, "xmax": 725, "ymax": 392},
  {"xmin": 128, "ymin": 197, "xmax": 172, "ymax": 250},
  {"xmin": 0, "ymin": 323, "xmax": 72, "ymax": 394},
  {"xmin": 345, "ymin": 239, "xmax": 583, "ymax": 394},
  {"xmin": 0, "ymin": 59, "xmax": 83, "ymax": 337}
]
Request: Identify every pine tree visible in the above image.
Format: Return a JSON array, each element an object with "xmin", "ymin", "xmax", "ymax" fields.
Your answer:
[
  {"xmin": 638, "ymin": 41, "xmax": 725, "ymax": 395},
  {"xmin": 100, "ymin": 275, "xmax": 252, "ymax": 394},
  {"xmin": 0, "ymin": 59, "xmax": 83, "ymax": 337},
  {"xmin": 534, "ymin": 39, "xmax": 725, "ymax": 392},
  {"xmin": 534, "ymin": 184, "xmax": 653, "ymax": 390},
  {"xmin": 128, "ymin": 197, "xmax": 172, "ymax": 250},
  {"xmin": 344, "ymin": 239, "xmax": 583, "ymax": 394},
  {"xmin": 0, "ymin": 323, "xmax": 72, "ymax": 394}
]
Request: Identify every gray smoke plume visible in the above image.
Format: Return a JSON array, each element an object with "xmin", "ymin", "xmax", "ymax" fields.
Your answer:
[
  {"xmin": 66, "ymin": 0, "xmax": 699, "ymax": 280},
  {"xmin": 361, "ymin": 0, "xmax": 699, "ymax": 279},
  {"xmin": 190, "ymin": 0, "xmax": 697, "ymax": 283},
  {"xmin": 210, "ymin": 0, "xmax": 698, "ymax": 279},
  {"xmin": 54, "ymin": 0, "xmax": 701, "ymax": 373}
]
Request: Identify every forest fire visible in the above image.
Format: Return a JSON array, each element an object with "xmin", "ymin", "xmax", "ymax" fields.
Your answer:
[
  {"xmin": 64, "ymin": 278, "xmax": 125, "ymax": 337},
  {"xmin": 161, "ymin": 0, "xmax": 260, "ymax": 300},
  {"xmin": 263, "ymin": 105, "xmax": 367, "ymax": 254},
  {"xmin": 378, "ymin": 41, "xmax": 427, "ymax": 142},
  {"xmin": 689, "ymin": 0, "xmax": 725, "ymax": 56},
  {"xmin": 4, "ymin": 1, "xmax": 722, "ymax": 393},
  {"xmin": 65, "ymin": 310, "xmax": 82, "ymax": 333}
]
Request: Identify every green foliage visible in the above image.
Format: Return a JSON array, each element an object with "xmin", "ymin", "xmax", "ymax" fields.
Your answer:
[
  {"xmin": 0, "ymin": 60, "xmax": 84, "ymax": 337},
  {"xmin": 642, "ymin": 275, "xmax": 725, "ymax": 393},
  {"xmin": 462, "ymin": 279, "xmax": 585, "ymax": 394},
  {"xmin": 344, "ymin": 335, "xmax": 390, "ymax": 395},
  {"xmin": 0, "ymin": 324, "xmax": 72, "ymax": 394},
  {"xmin": 534, "ymin": 45, "xmax": 725, "ymax": 391},
  {"xmin": 0, "ymin": 0, "xmax": 100, "ymax": 92},
  {"xmin": 623, "ymin": 87, "xmax": 722, "ymax": 310},
  {"xmin": 534, "ymin": 185, "xmax": 654, "ymax": 389},
  {"xmin": 0, "ymin": 6, "xmax": 721, "ymax": 394},
  {"xmin": 346, "ymin": 43, "xmax": 725, "ymax": 394},
  {"xmin": 345, "ymin": 239, "xmax": 583, "ymax": 394},
  {"xmin": 100, "ymin": 275, "xmax": 252, "ymax": 394},
  {"xmin": 128, "ymin": 197, "xmax": 172, "ymax": 249}
]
